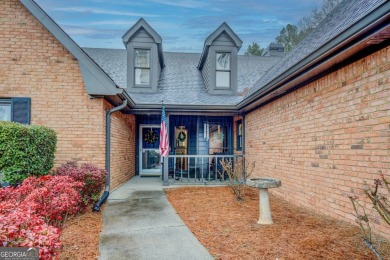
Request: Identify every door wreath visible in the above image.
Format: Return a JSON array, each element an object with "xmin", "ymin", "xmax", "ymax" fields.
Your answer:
[
  {"xmin": 144, "ymin": 129, "xmax": 158, "ymax": 144},
  {"xmin": 177, "ymin": 131, "xmax": 187, "ymax": 142}
]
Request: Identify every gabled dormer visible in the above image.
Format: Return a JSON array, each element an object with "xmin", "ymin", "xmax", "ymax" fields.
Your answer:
[
  {"xmin": 198, "ymin": 22, "xmax": 242, "ymax": 95},
  {"xmin": 122, "ymin": 18, "xmax": 164, "ymax": 93}
]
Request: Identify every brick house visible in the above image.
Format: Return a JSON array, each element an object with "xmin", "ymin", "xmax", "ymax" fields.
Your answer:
[{"xmin": 1, "ymin": 0, "xmax": 389, "ymax": 237}]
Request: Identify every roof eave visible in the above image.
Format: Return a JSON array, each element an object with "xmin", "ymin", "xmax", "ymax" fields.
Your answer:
[
  {"xmin": 20, "ymin": 0, "xmax": 122, "ymax": 96},
  {"xmin": 204, "ymin": 22, "xmax": 243, "ymax": 48},
  {"xmin": 122, "ymin": 18, "xmax": 162, "ymax": 44},
  {"xmin": 131, "ymin": 103, "xmax": 239, "ymax": 115},
  {"xmin": 198, "ymin": 22, "xmax": 243, "ymax": 70},
  {"xmin": 121, "ymin": 91, "xmax": 137, "ymax": 108},
  {"xmin": 238, "ymin": 1, "xmax": 390, "ymax": 113},
  {"xmin": 122, "ymin": 18, "xmax": 164, "ymax": 68}
]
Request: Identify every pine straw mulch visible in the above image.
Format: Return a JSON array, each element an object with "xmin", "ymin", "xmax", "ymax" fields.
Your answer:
[
  {"xmin": 59, "ymin": 208, "xmax": 103, "ymax": 260},
  {"xmin": 165, "ymin": 186, "xmax": 390, "ymax": 260}
]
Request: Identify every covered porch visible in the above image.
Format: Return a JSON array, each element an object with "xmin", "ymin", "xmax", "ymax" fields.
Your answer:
[{"xmin": 136, "ymin": 114, "xmax": 244, "ymax": 185}]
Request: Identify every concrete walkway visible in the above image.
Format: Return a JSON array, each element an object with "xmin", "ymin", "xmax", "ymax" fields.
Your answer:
[{"xmin": 99, "ymin": 176, "xmax": 213, "ymax": 260}]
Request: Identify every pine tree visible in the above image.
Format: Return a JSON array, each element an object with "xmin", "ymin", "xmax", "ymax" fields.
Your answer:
[{"xmin": 244, "ymin": 42, "xmax": 264, "ymax": 56}]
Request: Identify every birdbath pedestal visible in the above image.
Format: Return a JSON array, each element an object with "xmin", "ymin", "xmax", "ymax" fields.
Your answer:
[{"xmin": 246, "ymin": 178, "xmax": 282, "ymax": 224}]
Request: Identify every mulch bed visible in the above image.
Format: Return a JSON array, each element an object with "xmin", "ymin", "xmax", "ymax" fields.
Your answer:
[
  {"xmin": 165, "ymin": 186, "xmax": 390, "ymax": 259},
  {"xmin": 59, "ymin": 209, "xmax": 103, "ymax": 260}
]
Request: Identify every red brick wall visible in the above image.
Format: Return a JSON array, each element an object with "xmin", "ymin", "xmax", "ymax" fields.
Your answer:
[
  {"xmin": 245, "ymin": 46, "xmax": 390, "ymax": 239},
  {"xmin": 0, "ymin": 0, "xmax": 135, "ymax": 189},
  {"xmin": 106, "ymin": 101, "xmax": 136, "ymax": 190},
  {"xmin": 0, "ymin": 0, "xmax": 106, "ymax": 168}
]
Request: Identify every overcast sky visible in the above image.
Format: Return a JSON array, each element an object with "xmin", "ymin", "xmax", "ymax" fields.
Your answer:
[{"xmin": 34, "ymin": 0, "xmax": 323, "ymax": 53}]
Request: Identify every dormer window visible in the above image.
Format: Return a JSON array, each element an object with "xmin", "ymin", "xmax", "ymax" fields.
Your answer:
[
  {"xmin": 198, "ymin": 22, "xmax": 242, "ymax": 95},
  {"xmin": 134, "ymin": 49, "xmax": 151, "ymax": 86},
  {"xmin": 216, "ymin": 52, "xmax": 231, "ymax": 88},
  {"xmin": 122, "ymin": 18, "xmax": 164, "ymax": 93}
]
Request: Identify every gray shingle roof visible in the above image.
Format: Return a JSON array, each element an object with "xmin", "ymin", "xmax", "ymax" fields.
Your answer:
[
  {"xmin": 83, "ymin": 0, "xmax": 387, "ymax": 108},
  {"xmin": 245, "ymin": 0, "xmax": 387, "ymax": 98},
  {"xmin": 83, "ymin": 48, "xmax": 280, "ymax": 105}
]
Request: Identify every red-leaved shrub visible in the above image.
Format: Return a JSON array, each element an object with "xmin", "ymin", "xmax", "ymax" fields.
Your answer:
[
  {"xmin": 0, "ymin": 187, "xmax": 19, "ymax": 205},
  {"xmin": 0, "ymin": 208, "xmax": 61, "ymax": 259},
  {"xmin": 56, "ymin": 161, "xmax": 106, "ymax": 207},
  {"xmin": 21, "ymin": 176, "xmax": 83, "ymax": 226},
  {"xmin": 0, "ymin": 175, "xmax": 85, "ymax": 258},
  {"xmin": 0, "ymin": 175, "xmax": 53, "ymax": 205}
]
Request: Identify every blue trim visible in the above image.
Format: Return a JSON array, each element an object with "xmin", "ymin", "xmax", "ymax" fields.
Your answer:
[{"xmin": 11, "ymin": 97, "xmax": 30, "ymax": 124}]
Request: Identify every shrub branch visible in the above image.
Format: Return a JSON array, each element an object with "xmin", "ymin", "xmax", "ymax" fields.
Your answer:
[{"xmin": 219, "ymin": 159, "xmax": 255, "ymax": 201}]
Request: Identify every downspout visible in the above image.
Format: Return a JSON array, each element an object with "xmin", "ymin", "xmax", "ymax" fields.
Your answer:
[
  {"xmin": 242, "ymin": 113, "xmax": 245, "ymax": 157},
  {"xmin": 242, "ymin": 113, "xmax": 246, "ymax": 178},
  {"xmin": 93, "ymin": 99, "xmax": 128, "ymax": 211}
]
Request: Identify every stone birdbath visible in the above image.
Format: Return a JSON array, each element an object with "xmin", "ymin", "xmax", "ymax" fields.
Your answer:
[{"xmin": 246, "ymin": 177, "xmax": 282, "ymax": 224}]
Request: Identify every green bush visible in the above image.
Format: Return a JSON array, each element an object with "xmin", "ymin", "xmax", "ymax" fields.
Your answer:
[{"xmin": 0, "ymin": 122, "xmax": 57, "ymax": 185}]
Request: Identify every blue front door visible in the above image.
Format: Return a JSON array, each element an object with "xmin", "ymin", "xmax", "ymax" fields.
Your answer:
[{"xmin": 139, "ymin": 125, "xmax": 162, "ymax": 176}]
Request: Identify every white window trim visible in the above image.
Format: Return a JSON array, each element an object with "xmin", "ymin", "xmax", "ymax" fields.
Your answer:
[
  {"xmin": 215, "ymin": 52, "xmax": 231, "ymax": 89},
  {"xmin": 207, "ymin": 46, "xmax": 237, "ymax": 95},
  {"xmin": 134, "ymin": 48, "xmax": 151, "ymax": 86},
  {"xmin": 0, "ymin": 98, "xmax": 12, "ymax": 122}
]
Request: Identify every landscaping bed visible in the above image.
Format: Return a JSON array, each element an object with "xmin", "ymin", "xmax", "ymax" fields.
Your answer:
[
  {"xmin": 60, "ymin": 209, "xmax": 103, "ymax": 260},
  {"xmin": 0, "ymin": 162, "xmax": 106, "ymax": 259},
  {"xmin": 0, "ymin": 123, "xmax": 106, "ymax": 259},
  {"xmin": 165, "ymin": 186, "xmax": 390, "ymax": 259}
]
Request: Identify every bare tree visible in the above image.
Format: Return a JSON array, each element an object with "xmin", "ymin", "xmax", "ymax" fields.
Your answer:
[
  {"xmin": 275, "ymin": 24, "xmax": 303, "ymax": 52},
  {"xmin": 348, "ymin": 173, "xmax": 389, "ymax": 260},
  {"xmin": 219, "ymin": 159, "xmax": 255, "ymax": 201},
  {"xmin": 299, "ymin": 0, "xmax": 343, "ymax": 36},
  {"xmin": 276, "ymin": 0, "xmax": 342, "ymax": 52}
]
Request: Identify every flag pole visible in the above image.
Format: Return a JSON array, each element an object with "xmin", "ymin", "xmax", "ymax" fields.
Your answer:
[
  {"xmin": 159, "ymin": 97, "xmax": 170, "ymax": 185},
  {"xmin": 160, "ymin": 97, "xmax": 165, "ymax": 164},
  {"xmin": 161, "ymin": 99, "xmax": 164, "ymax": 181}
]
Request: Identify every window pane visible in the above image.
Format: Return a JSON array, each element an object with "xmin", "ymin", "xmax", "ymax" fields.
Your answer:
[
  {"xmin": 216, "ymin": 53, "xmax": 230, "ymax": 70},
  {"xmin": 238, "ymin": 122, "xmax": 242, "ymax": 135},
  {"xmin": 135, "ymin": 49, "xmax": 150, "ymax": 68},
  {"xmin": 135, "ymin": 68, "xmax": 150, "ymax": 85},
  {"xmin": 0, "ymin": 104, "xmax": 11, "ymax": 121},
  {"xmin": 209, "ymin": 125, "xmax": 227, "ymax": 154},
  {"xmin": 142, "ymin": 150, "xmax": 162, "ymax": 170},
  {"xmin": 216, "ymin": 71, "xmax": 230, "ymax": 88}
]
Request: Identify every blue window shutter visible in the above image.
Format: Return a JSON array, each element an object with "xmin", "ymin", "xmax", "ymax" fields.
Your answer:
[{"xmin": 11, "ymin": 97, "xmax": 31, "ymax": 124}]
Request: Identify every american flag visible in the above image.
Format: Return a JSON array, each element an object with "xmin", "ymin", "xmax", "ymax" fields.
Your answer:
[{"xmin": 159, "ymin": 105, "xmax": 169, "ymax": 157}]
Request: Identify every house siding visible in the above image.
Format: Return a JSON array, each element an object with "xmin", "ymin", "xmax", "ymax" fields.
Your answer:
[
  {"xmin": 212, "ymin": 32, "xmax": 235, "ymax": 47},
  {"xmin": 202, "ymin": 54, "xmax": 210, "ymax": 91},
  {"xmin": 131, "ymin": 28, "xmax": 155, "ymax": 43},
  {"xmin": 197, "ymin": 118, "xmax": 209, "ymax": 156},
  {"xmin": 1, "ymin": 0, "xmax": 105, "ymax": 168},
  {"xmin": 106, "ymin": 101, "xmax": 136, "ymax": 190},
  {"xmin": 1, "ymin": 0, "xmax": 135, "ymax": 190},
  {"xmin": 245, "ymin": 46, "xmax": 390, "ymax": 239},
  {"xmin": 124, "ymin": 21, "xmax": 161, "ymax": 93}
]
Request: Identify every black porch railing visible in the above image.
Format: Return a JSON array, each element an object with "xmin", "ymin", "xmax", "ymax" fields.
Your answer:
[{"xmin": 166, "ymin": 154, "xmax": 243, "ymax": 184}]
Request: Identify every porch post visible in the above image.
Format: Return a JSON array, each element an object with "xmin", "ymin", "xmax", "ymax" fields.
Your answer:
[
  {"xmin": 242, "ymin": 113, "xmax": 246, "ymax": 178},
  {"xmin": 163, "ymin": 113, "xmax": 170, "ymax": 186},
  {"xmin": 242, "ymin": 113, "xmax": 245, "ymax": 157}
]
